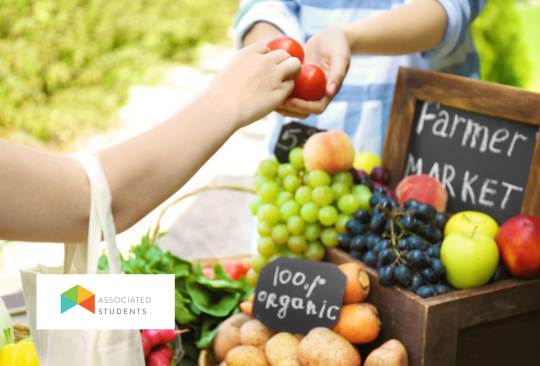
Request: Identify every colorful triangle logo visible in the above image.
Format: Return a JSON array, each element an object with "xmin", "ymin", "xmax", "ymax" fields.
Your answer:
[{"xmin": 61, "ymin": 285, "xmax": 95, "ymax": 314}]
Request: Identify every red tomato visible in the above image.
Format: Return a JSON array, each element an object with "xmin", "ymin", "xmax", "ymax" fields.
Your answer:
[
  {"xmin": 223, "ymin": 260, "xmax": 249, "ymax": 281},
  {"xmin": 267, "ymin": 36, "xmax": 304, "ymax": 63},
  {"xmin": 291, "ymin": 64, "xmax": 327, "ymax": 101}
]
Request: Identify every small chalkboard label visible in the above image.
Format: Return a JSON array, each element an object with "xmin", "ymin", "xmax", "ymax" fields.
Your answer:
[
  {"xmin": 252, "ymin": 257, "xmax": 346, "ymax": 335},
  {"xmin": 274, "ymin": 121, "xmax": 325, "ymax": 163}
]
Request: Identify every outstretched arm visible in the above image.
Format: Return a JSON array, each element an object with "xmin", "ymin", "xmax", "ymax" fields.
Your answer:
[
  {"xmin": 0, "ymin": 43, "xmax": 301, "ymax": 243},
  {"xmin": 278, "ymin": 0, "xmax": 448, "ymax": 118},
  {"xmin": 342, "ymin": 0, "xmax": 447, "ymax": 56}
]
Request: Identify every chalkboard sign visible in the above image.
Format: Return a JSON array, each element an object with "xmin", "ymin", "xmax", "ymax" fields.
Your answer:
[
  {"xmin": 274, "ymin": 121, "xmax": 325, "ymax": 163},
  {"xmin": 383, "ymin": 67, "xmax": 540, "ymax": 223},
  {"xmin": 252, "ymin": 257, "xmax": 346, "ymax": 335},
  {"xmin": 404, "ymin": 101, "xmax": 538, "ymax": 224}
]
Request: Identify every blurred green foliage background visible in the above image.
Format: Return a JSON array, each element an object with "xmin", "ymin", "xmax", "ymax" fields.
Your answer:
[
  {"xmin": 0, "ymin": 0, "xmax": 238, "ymax": 149},
  {"xmin": 0, "ymin": 0, "xmax": 538, "ymax": 149},
  {"xmin": 471, "ymin": 0, "xmax": 538, "ymax": 91}
]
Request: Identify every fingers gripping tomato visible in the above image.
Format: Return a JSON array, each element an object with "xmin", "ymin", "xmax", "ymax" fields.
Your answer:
[
  {"xmin": 266, "ymin": 37, "xmax": 327, "ymax": 102},
  {"xmin": 267, "ymin": 36, "xmax": 304, "ymax": 63},
  {"xmin": 291, "ymin": 64, "xmax": 327, "ymax": 101}
]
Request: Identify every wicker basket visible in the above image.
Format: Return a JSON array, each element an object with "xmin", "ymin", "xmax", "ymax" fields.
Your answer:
[
  {"xmin": 198, "ymin": 348, "xmax": 220, "ymax": 366},
  {"xmin": 13, "ymin": 323, "xmax": 31, "ymax": 343}
]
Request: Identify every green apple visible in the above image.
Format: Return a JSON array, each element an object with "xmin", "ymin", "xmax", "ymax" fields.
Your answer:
[
  {"xmin": 352, "ymin": 152, "xmax": 381, "ymax": 174},
  {"xmin": 441, "ymin": 231, "xmax": 499, "ymax": 289},
  {"xmin": 444, "ymin": 211, "xmax": 499, "ymax": 238}
]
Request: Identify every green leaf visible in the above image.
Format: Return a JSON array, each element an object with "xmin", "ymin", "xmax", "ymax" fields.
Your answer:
[
  {"xmin": 175, "ymin": 291, "xmax": 198, "ymax": 325},
  {"xmin": 213, "ymin": 263, "xmax": 233, "ymax": 282},
  {"xmin": 186, "ymin": 277, "xmax": 241, "ymax": 317},
  {"xmin": 189, "ymin": 302, "xmax": 201, "ymax": 316},
  {"xmin": 195, "ymin": 315, "xmax": 223, "ymax": 349}
]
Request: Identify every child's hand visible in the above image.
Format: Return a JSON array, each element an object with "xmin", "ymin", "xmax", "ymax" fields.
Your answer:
[
  {"xmin": 275, "ymin": 27, "xmax": 350, "ymax": 119},
  {"xmin": 207, "ymin": 43, "xmax": 301, "ymax": 127}
]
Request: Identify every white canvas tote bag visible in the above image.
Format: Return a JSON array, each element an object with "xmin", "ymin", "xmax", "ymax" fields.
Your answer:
[{"xmin": 20, "ymin": 152, "xmax": 145, "ymax": 366}]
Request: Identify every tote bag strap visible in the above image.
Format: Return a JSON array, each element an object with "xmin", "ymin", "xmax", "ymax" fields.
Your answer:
[{"xmin": 65, "ymin": 152, "xmax": 123, "ymax": 275}]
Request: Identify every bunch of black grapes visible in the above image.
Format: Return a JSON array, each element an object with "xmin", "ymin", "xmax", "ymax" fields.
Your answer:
[{"xmin": 338, "ymin": 186, "xmax": 450, "ymax": 299}]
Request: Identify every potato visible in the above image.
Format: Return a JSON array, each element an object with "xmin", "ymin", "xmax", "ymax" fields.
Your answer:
[
  {"xmin": 364, "ymin": 339, "xmax": 408, "ymax": 366},
  {"xmin": 240, "ymin": 319, "xmax": 276, "ymax": 351},
  {"xmin": 225, "ymin": 345, "xmax": 269, "ymax": 366},
  {"xmin": 297, "ymin": 327, "xmax": 361, "ymax": 366},
  {"xmin": 214, "ymin": 313, "xmax": 253, "ymax": 361},
  {"xmin": 265, "ymin": 333, "xmax": 300, "ymax": 366}
]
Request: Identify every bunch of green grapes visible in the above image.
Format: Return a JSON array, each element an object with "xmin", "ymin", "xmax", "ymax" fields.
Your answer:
[{"xmin": 246, "ymin": 147, "xmax": 373, "ymax": 286}]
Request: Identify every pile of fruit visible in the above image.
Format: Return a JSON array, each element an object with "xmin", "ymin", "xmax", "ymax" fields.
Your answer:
[
  {"xmin": 249, "ymin": 127, "xmax": 540, "ymax": 299},
  {"xmin": 213, "ymin": 262, "xmax": 408, "ymax": 366},
  {"xmin": 247, "ymin": 131, "xmax": 378, "ymax": 286},
  {"xmin": 338, "ymin": 187, "xmax": 451, "ymax": 298}
]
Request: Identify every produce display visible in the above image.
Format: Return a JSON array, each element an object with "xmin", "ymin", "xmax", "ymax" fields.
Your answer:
[
  {"xmin": 249, "ymin": 131, "xmax": 376, "ymax": 286},
  {"xmin": 250, "ymin": 127, "xmax": 540, "ymax": 304},
  {"xmin": 341, "ymin": 186, "xmax": 453, "ymax": 298},
  {"xmin": 212, "ymin": 260, "xmax": 400, "ymax": 366},
  {"xmin": 98, "ymin": 234, "xmax": 253, "ymax": 366}
]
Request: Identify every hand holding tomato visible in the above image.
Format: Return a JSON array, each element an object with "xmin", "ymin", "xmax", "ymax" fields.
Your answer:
[
  {"xmin": 209, "ymin": 42, "xmax": 301, "ymax": 127},
  {"xmin": 269, "ymin": 28, "xmax": 351, "ymax": 119}
]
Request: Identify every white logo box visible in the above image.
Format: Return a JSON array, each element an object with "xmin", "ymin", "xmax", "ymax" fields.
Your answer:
[{"xmin": 37, "ymin": 274, "xmax": 175, "ymax": 330}]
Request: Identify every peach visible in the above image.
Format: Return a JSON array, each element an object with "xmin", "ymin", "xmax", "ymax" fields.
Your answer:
[
  {"xmin": 395, "ymin": 174, "xmax": 448, "ymax": 212},
  {"xmin": 303, "ymin": 130, "xmax": 355, "ymax": 174}
]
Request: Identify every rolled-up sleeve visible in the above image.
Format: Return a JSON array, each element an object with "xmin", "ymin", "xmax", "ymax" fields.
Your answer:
[
  {"xmin": 423, "ymin": 0, "xmax": 487, "ymax": 58},
  {"xmin": 233, "ymin": 0, "xmax": 305, "ymax": 48}
]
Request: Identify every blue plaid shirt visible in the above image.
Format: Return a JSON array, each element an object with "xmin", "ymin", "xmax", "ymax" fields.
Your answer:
[{"xmin": 233, "ymin": 0, "xmax": 487, "ymax": 156}]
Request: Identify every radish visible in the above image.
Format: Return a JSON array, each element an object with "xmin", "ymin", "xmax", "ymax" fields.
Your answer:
[
  {"xmin": 158, "ymin": 330, "xmax": 182, "ymax": 345},
  {"xmin": 140, "ymin": 332, "xmax": 151, "ymax": 357},
  {"xmin": 144, "ymin": 329, "xmax": 161, "ymax": 348},
  {"xmin": 155, "ymin": 345, "xmax": 173, "ymax": 360},
  {"xmin": 146, "ymin": 350, "xmax": 170, "ymax": 366}
]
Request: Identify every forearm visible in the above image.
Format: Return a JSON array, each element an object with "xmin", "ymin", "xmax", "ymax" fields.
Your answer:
[
  {"xmin": 0, "ymin": 43, "xmax": 299, "ymax": 243},
  {"xmin": 341, "ymin": 0, "xmax": 447, "ymax": 56},
  {"xmin": 243, "ymin": 22, "xmax": 284, "ymax": 47},
  {"xmin": 0, "ymin": 97, "xmax": 238, "ymax": 243},
  {"xmin": 99, "ymin": 96, "xmax": 238, "ymax": 235}
]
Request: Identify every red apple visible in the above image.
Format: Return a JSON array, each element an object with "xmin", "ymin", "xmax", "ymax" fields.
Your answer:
[
  {"xmin": 371, "ymin": 166, "xmax": 390, "ymax": 184},
  {"xmin": 495, "ymin": 215, "xmax": 540, "ymax": 279},
  {"xmin": 395, "ymin": 174, "xmax": 448, "ymax": 212},
  {"xmin": 303, "ymin": 130, "xmax": 355, "ymax": 174}
]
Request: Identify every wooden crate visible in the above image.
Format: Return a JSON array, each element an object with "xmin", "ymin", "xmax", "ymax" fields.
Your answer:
[{"xmin": 325, "ymin": 248, "xmax": 540, "ymax": 366}]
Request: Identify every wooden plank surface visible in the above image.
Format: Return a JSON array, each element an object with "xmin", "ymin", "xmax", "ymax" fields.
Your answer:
[
  {"xmin": 382, "ymin": 70, "xmax": 417, "ymax": 189},
  {"xmin": 423, "ymin": 301, "xmax": 460, "ymax": 366},
  {"xmin": 402, "ymin": 68, "xmax": 540, "ymax": 125},
  {"xmin": 523, "ymin": 133, "xmax": 540, "ymax": 218},
  {"xmin": 421, "ymin": 277, "xmax": 540, "ymax": 328},
  {"xmin": 456, "ymin": 309, "xmax": 540, "ymax": 366}
]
